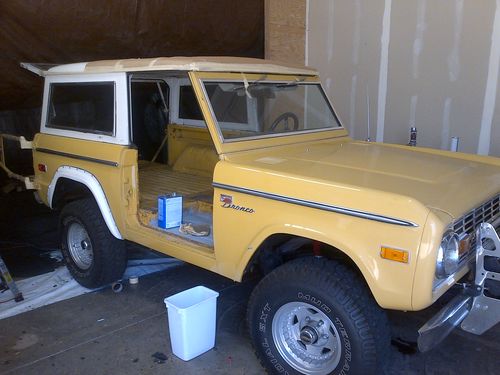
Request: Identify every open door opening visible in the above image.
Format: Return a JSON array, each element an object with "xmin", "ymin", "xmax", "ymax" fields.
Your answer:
[{"xmin": 131, "ymin": 75, "xmax": 218, "ymax": 249}]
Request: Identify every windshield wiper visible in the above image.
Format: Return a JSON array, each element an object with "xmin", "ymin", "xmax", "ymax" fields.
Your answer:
[
  {"xmin": 275, "ymin": 77, "xmax": 307, "ymax": 89},
  {"xmin": 231, "ymin": 75, "xmax": 268, "ymax": 93}
]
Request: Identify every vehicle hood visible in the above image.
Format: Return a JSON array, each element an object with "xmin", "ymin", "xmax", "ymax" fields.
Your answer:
[{"xmin": 216, "ymin": 138, "xmax": 500, "ymax": 225}]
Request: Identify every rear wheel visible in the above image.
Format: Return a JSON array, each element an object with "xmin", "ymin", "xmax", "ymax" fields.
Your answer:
[
  {"xmin": 247, "ymin": 257, "xmax": 390, "ymax": 375},
  {"xmin": 60, "ymin": 198, "xmax": 126, "ymax": 288}
]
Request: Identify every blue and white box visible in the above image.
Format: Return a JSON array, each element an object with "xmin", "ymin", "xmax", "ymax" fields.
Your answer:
[{"xmin": 158, "ymin": 194, "xmax": 183, "ymax": 229}]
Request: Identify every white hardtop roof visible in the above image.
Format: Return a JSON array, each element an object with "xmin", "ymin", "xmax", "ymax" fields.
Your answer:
[{"xmin": 21, "ymin": 56, "xmax": 318, "ymax": 77}]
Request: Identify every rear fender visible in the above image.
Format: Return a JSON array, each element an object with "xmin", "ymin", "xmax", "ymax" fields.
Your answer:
[{"xmin": 48, "ymin": 166, "xmax": 122, "ymax": 239}]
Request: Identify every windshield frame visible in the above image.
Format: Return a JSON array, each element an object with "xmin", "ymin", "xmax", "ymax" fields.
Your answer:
[{"xmin": 188, "ymin": 71, "xmax": 348, "ymax": 154}]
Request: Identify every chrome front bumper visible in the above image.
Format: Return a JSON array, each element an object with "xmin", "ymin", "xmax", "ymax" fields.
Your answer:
[{"xmin": 418, "ymin": 222, "xmax": 500, "ymax": 352}]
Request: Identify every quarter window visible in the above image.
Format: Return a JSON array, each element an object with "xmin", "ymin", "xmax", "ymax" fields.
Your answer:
[
  {"xmin": 47, "ymin": 82, "xmax": 115, "ymax": 135},
  {"xmin": 178, "ymin": 85, "xmax": 203, "ymax": 120}
]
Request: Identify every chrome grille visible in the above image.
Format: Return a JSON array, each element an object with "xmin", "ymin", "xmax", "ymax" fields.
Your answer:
[{"xmin": 452, "ymin": 194, "xmax": 500, "ymax": 261}]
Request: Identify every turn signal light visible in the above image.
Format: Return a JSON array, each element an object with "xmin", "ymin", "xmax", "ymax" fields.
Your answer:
[
  {"xmin": 380, "ymin": 246, "xmax": 409, "ymax": 263},
  {"xmin": 37, "ymin": 163, "xmax": 47, "ymax": 172}
]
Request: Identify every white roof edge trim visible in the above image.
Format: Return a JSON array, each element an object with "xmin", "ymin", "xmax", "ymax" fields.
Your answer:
[
  {"xmin": 22, "ymin": 58, "xmax": 319, "ymax": 77},
  {"xmin": 20, "ymin": 62, "xmax": 46, "ymax": 76},
  {"xmin": 48, "ymin": 62, "xmax": 88, "ymax": 74}
]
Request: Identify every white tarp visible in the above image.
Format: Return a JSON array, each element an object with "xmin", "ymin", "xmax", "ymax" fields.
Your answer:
[{"xmin": 0, "ymin": 254, "xmax": 182, "ymax": 320}]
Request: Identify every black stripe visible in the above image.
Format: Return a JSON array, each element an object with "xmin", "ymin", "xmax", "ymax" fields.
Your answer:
[
  {"xmin": 213, "ymin": 182, "xmax": 418, "ymax": 227},
  {"xmin": 36, "ymin": 148, "xmax": 119, "ymax": 167}
]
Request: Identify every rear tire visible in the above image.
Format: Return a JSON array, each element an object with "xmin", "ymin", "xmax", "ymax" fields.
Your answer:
[
  {"xmin": 60, "ymin": 198, "xmax": 126, "ymax": 288},
  {"xmin": 247, "ymin": 257, "xmax": 390, "ymax": 375}
]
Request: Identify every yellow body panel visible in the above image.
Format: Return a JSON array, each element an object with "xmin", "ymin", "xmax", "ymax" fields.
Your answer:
[
  {"xmin": 211, "ymin": 179, "xmax": 423, "ymax": 309},
  {"xmin": 167, "ymin": 124, "xmax": 219, "ymax": 177},
  {"xmin": 206, "ymin": 137, "xmax": 500, "ymax": 309},
  {"xmin": 33, "ymin": 134, "xmax": 131, "ymax": 234},
  {"xmin": 33, "ymin": 133, "xmax": 218, "ymax": 272}
]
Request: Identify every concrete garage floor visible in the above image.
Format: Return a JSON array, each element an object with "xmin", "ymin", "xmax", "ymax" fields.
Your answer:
[
  {"xmin": 0, "ymin": 193, "xmax": 499, "ymax": 374},
  {"xmin": 0, "ymin": 263, "xmax": 260, "ymax": 375}
]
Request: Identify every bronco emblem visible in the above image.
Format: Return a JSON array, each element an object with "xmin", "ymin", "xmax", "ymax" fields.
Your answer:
[{"xmin": 220, "ymin": 194, "xmax": 255, "ymax": 213}]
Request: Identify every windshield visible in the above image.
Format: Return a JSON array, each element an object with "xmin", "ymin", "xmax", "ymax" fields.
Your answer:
[{"xmin": 202, "ymin": 80, "xmax": 342, "ymax": 141}]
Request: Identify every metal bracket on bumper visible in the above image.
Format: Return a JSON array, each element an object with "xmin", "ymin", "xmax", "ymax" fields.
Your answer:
[
  {"xmin": 460, "ymin": 223, "xmax": 500, "ymax": 334},
  {"xmin": 418, "ymin": 222, "xmax": 500, "ymax": 352},
  {"xmin": 0, "ymin": 134, "xmax": 36, "ymax": 190}
]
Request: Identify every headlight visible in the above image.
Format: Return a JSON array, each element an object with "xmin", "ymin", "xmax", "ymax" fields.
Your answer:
[{"xmin": 435, "ymin": 230, "xmax": 460, "ymax": 279}]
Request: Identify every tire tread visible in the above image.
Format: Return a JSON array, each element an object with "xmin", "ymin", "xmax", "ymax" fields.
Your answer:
[
  {"xmin": 247, "ymin": 257, "xmax": 390, "ymax": 374},
  {"xmin": 60, "ymin": 198, "xmax": 126, "ymax": 288}
]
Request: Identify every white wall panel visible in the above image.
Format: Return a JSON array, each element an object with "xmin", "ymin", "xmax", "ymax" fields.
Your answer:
[{"xmin": 306, "ymin": 0, "xmax": 500, "ymax": 156}]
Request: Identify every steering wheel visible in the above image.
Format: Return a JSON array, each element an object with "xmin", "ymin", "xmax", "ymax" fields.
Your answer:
[{"xmin": 270, "ymin": 112, "xmax": 299, "ymax": 131}]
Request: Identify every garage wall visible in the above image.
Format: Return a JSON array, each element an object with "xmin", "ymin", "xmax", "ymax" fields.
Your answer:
[
  {"xmin": 265, "ymin": 0, "xmax": 306, "ymax": 64},
  {"xmin": 267, "ymin": 0, "xmax": 500, "ymax": 156},
  {"xmin": 307, "ymin": 0, "xmax": 500, "ymax": 156},
  {"xmin": 0, "ymin": 0, "xmax": 264, "ymax": 114}
]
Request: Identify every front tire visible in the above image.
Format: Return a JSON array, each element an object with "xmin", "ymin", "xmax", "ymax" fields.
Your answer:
[
  {"xmin": 60, "ymin": 198, "xmax": 127, "ymax": 288},
  {"xmin": 247, "ymin": 257, "xmax": 390, "ymax": 375}
]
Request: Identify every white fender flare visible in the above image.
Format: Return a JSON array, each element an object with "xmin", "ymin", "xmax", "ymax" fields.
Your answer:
[{"xmin": 47, "ymin": 166, "xmax": 123, "ymax": 239}]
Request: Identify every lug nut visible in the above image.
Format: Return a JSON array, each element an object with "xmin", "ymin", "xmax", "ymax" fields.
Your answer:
[{"xmin": 318, "ymin": 320, "xmax": 324, "ymax": 326}]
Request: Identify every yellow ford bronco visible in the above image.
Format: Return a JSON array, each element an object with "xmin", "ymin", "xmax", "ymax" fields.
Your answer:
[{"xmin": 1, "ymin": 57, "xmax": 499, "ymax": 374}]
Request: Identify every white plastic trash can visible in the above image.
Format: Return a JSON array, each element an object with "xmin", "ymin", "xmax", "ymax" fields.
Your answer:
[{"xmin": 164, "ymin": 285, "xmax": 219, "ymax": 361}]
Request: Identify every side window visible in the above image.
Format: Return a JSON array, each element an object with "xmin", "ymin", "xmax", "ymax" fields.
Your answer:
[
  {"xmin": 178, "ymin": 85, "xmax": 204, "ymax": 120},
  {"xmin": 47, "ymin": 82, "xmax": 115, "ymax": 135}
]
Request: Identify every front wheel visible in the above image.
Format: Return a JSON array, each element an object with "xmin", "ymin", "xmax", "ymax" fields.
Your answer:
[{"xmin": 247, "ymin": 257, "xmax": 390, "ymax": 375}]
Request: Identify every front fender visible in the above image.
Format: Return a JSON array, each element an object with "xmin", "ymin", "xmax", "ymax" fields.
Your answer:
[{"xmin": 235, "ymin": 216, "xmax": 422, "ymax": 311}]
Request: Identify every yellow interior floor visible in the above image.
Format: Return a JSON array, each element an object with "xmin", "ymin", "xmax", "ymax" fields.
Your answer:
[
  {"xmin": 137, "ymin": 161, "xmax": 215, "ymax": 248},
  {"xmin": 138, "ymin": 161, "xmax": 213, "ymax": 210}
]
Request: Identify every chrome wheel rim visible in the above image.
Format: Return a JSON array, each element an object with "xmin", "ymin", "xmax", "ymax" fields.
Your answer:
[
  {"xmin": 67, "ymin": 222, "xmax": 93, "ymax": 270},
  {"xmin": 271, "ymin": 301, "xmax": 342, "ymax": 374}
]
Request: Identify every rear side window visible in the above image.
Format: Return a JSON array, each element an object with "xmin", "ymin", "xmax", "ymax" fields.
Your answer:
[{"xmin": 46, "ymin": 82, "xmax": 115, "ymax": 135}]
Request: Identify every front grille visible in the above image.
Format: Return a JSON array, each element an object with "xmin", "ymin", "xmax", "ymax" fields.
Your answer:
[{"xmin": 452, "ymin": 193, "xmax": 500, "ymax": 261}]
